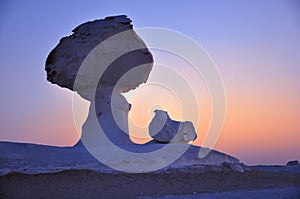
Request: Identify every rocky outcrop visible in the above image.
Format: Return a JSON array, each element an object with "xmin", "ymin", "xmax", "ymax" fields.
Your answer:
[
  {"xmin": 287, "ymin": 160, "xmax": 299, "ymax": 166},
  {"xmin": 149, "ymin": 110, "xmax": 197, "ymax": 143},
  {"xmin": 0, "ymin": 142, "xmax": 249, "ymax": 175},
  {"xmin": 45, "ymin": 15, "xmax": 153, "ymax": 145}
]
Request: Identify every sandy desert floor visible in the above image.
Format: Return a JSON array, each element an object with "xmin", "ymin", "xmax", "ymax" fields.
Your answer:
[{"xmin": 0, "ymin": 169, "xmax": 299, "ymax": 199}]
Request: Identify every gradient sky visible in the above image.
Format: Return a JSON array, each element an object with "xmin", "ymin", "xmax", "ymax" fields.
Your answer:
[{"xmin": 0, "ymin": 0, "xmax": 299, "ymax": 165}]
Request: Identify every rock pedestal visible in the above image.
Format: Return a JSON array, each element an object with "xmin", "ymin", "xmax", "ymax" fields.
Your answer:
[{"xmin": 45, "ymin": 15, "xmax": 153, "ymax": 145}]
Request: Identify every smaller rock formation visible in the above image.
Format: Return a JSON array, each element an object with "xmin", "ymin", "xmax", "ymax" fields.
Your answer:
[
  {"xmin": 149, "ymin": 110, "xmax": 197, "ymax": 143},
  {"xmin": 287, "ymin": 160, "xmax": 299, "ymax": 166}
]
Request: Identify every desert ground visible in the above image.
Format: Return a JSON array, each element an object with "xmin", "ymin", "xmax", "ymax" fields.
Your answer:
[{"xmin": 1, "ymin": 168, "xmax": 299, "ymax": 199}]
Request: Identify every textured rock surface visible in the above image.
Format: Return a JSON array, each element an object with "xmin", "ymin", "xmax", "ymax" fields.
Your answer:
[
  {"xmin": 149, "ymin": 110, "xmax": 197, "ymax": 143},
  {"xmin": 45, "ymin": 15, "xmax": 153, "ymax": 145},
  {"xmin": 45, "ymin": 15, "xmax": 152, "ymax": 95},
  {"xmin": 0, "ymin": 142, "xmax": 249, "ymax": 175}
]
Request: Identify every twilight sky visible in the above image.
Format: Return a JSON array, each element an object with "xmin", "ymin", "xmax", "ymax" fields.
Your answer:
[{"xmin": 0, "ymin": 0, "xmax": 299, "ymax": 165}]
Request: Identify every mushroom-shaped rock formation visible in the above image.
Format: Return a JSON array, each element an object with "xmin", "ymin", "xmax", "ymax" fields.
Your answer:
[
  {"xmin": 45, "ymin": 15, "xmax": 153, "ymax": 145},
  {"xmin": 149, "ymin": 110, "xmax": 197, "ymax": 143},
  {"xmin": 42, "ymin": 15, "xmax": 248, "ymax": 173}
]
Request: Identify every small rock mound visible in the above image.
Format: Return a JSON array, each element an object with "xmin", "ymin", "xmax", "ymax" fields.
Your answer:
[
  {"xmin": 149, "ymin": 110, "xmax": 197, "ymax": 143},
  {"xmin": 287, "ymin": 160, "xmax": 299, "ymax": 166}
]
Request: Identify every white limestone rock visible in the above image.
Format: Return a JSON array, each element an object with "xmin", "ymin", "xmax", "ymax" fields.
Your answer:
[
  {"xmin": 45, "ymin": 15, "xmax": 153, "ymax": 145},
  {"xmin": 41, "ymin": 16, "xmax": 248, "ymax": 173},
  {"xmin": 45, "ymin": 15, "xmax": 153, "ymax": 100},
  {"xmin": 149, "ymin": 110, "xmax": 197, "ymax": 143},
  {"xmin": 0, "ymin": 141, "xmax": 250, "ymax": 175}
]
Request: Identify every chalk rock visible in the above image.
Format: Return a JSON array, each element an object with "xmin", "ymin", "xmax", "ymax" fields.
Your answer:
[
  {"xmin": 45, "ymin": 15, "xmax": 153, "ymax": 100},
  {"xmin": 149, "ymin": 110, "xmax": 197, "ymax": 143},
  {"xmin": 45, "ymin": 15, "xmax": 153, "ymax": 145},
  {"xmin": 0, "ymin": 141, "xmax": 249, "ymax": 175}
]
